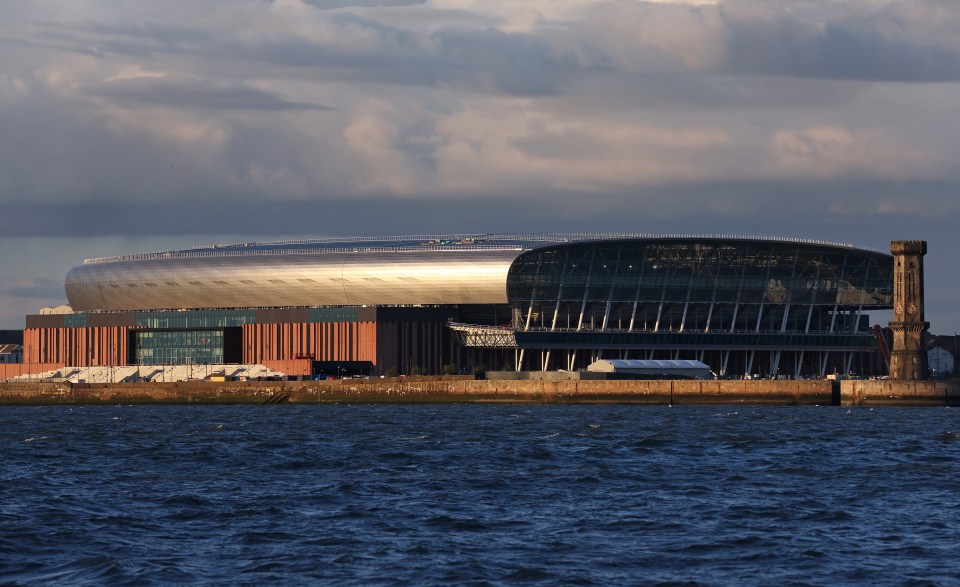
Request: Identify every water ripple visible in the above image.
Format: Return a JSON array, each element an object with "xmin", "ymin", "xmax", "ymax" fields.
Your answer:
[{"xmin": 1, "ymin": 405, "xmax": 959, "ymax": 585}]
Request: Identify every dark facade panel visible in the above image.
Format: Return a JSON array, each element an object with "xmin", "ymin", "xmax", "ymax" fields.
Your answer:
[
  {"xmin": 308, "ymin": 307, "xmax": 360, "ymax": 323},
  {"xmin": 0, "ymin": 330, "xmax": 23, "ymax": 345},
  {"xmin": 224, "ymin": 327, "xmax": 243, "ymax": 364},
  {"xmin": 374, "ymin": 306, "xmax": 458, "ymax": 322},
  {"xmin": 256, "ymin": 308, "xmax": 310, "ymax": 324},
  {"xmin": 26, "ymin": 315, "xmax": 65, "ymax": 329},
  {"xmin": 88, "ymin": 311, "xmax": 136, "ymax": 328}
]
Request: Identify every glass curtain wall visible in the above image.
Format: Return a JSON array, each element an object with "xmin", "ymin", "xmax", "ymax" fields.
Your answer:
[
  {"xmin": 506, "ymin": 239, "xmax": 894, "ymax": 375},
  {"xmin": 136, "ymin": 310, "xmax": 255, "ymax": 329},
  {"xmin": 135, "ymin": 329, "xmax": 225, "ymax": 365}
]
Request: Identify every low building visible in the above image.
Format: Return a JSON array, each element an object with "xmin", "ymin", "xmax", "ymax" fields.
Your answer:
[
  {"xmin": 588, "ymin": 359, "xmax": 713, "ymax": 379},
  {"xmin": 927, "ymin": 334, "xmax": 959, "ymax": 377},
  {"xmin": 0, "ymin": 344, "xmax": 23, "ymax": 364}
]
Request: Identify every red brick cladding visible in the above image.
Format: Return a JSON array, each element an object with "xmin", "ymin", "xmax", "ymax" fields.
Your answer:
[
  {"xmin": 243, "ymin": 322, "xmax": 377, "ymax": 364},
  {"xmin": 24, "ymin": 327, "xmax": 131, "ymax": 366}
]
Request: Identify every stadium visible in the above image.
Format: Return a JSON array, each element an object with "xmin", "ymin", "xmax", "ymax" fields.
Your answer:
[{"xmin": 25, "ymin": 234, "xmax": 894, "ymax": 378}]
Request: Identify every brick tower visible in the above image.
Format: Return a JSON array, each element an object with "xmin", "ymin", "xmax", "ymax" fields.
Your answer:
[{"xmin": 888, "ymin": 240, "xmax": 928, "ymax": 380}]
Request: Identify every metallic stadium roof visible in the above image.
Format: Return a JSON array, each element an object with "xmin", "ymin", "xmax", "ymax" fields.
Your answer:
[
  {"xmin": 80, "ymin": 233, "xmax": 883, "ymax": 265},
  {"xmin": 66, "ymin": 233, "xmax": 889, "ymax": 312}
]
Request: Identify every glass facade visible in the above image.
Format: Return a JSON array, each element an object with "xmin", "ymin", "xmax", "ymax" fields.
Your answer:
[
  {"xmin": 309, "ymin": 307, "xmax": 360, "ymax": 323},
  {"xmin": 135, "ymin": 329, "xmax": 226, "ymax": 365},
  {"xmin": 505, "ymin": 239, "xmax": 894, "ymax": 375},
  {"xmin": 64, "ymin": 314, "xmax": 88, "ymax": 328},
  {"xmin": 136, "ymin": 310, "xmax": 256, "ymax": 329}
]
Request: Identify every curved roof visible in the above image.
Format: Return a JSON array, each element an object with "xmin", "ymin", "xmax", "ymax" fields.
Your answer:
[
  {"xmin": 66, "ymin": 249, "xmax": 522, "ymax": 311},
  {"xmin": 65, "ymin": 233, "xmax": 889, "ymax": 312},
  {"xmin": 79, "ymin": 233, "xmax": 881, "ymax": 265}
]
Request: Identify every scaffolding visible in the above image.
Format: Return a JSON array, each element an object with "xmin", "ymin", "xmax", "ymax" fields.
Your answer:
[{"xmin": 447, "ymin": 322, "xmax": 518, "ymax": 349}]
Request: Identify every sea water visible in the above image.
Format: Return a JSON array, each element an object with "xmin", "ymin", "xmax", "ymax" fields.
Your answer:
[{"xmin": 2, "ymin": 405, "xmax": 959, "ymax": 585}]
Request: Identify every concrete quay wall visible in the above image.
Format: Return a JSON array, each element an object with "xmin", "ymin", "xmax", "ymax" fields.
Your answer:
[
  {"xmin": 840, "ymin": 380, "xmax": 960, "ymax": 407},
  {"xmin": 0, "ymin": 378, "xmax": 834, "ymax": 406}
]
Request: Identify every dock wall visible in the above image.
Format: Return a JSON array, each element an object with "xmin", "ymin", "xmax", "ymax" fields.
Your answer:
[
  {"xmin": 5, "ymin": 377, "xmax": 959, "ymax": 406},
  {"xmin": 840, "ymin": 380, "xmax": 960, "ymax": 406},
  {"xmin": 0, "ymin": 378, "xmax": 834, "ymax": 406}
]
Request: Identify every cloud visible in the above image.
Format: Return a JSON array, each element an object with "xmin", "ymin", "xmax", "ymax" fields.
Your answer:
[
  {"xmin": 7, "ymin": 1, "xmax": 960, "ymax": 85},
  {"xmin": 304, "ymin": 0, "xmax": 427, "ymax": 8},
  {"xmin": 0, "ymin": 278, "xmax": 65, "ymax": 299},
  {"xmin": 720, "ymin": 1, "xmax": 960, "ymax": 82},
  {"xmin": 769, "ymin": 126, "xmax": 942, "ymax": 180},
  {"xmin": 85, "ymin": 76, "xmax": 335, "ymax": 111}
]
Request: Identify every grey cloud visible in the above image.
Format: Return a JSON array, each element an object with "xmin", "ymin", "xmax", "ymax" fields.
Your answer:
[
  {"xmin": 566, "ymin": 72, "xmax": 866, "ymax": 113},
  {"xmin": 431, "ymin": 28, "xmax": 579, "ymax": 96},
  {"xmin": 0, "ymin": 77, "xmax": 354, "ymax": 205},
  {"xmin": 510, "ymin": 124, "xmax": 611, "ymax": 161},
  {"xmin": 568, "ymin": 1, "xmax": 960, "ymax": 83},
  {"xmin": 301, "ymin": 0, "xmax": 427, "ymax": 8},
  {"xmin": 10, "ymin": 0, "xmax": 960, "ymax": 94},
  {"xmin": 723, "ymin": 16, "xmax": 960, "ymax": 82},
  {"xmin": 30, "ymin": 20, "xmax": 211, "ymax": 60},
  {"xmin": 86, "ymin": 77, "xmax": 335, "ymax": 111},
  {"xmin": 0, "ymin": 90, "xmax": 203, "ymax": 204},
  {"xmin": 0, "ymin": 278, "xmax": 64, "ymax": 299},
  {"xmin": 1, "ymin": 180, "xmax": 958, "ymax": 239},
  {"xmin": 23, "ymin": 11, "xmax": 581, "ymax": 96},
  {"xmin": 204, "ymin": 12, "xmax": 580, "ymax": 96}
]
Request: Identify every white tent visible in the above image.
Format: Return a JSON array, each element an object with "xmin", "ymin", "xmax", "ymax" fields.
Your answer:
[{"xmin": 587, "ymin": 359, "xmax": 712, "ymax": 379}]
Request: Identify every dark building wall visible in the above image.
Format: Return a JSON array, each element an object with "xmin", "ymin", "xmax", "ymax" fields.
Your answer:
[
  {"xmin": 88, "ymin": 312, "xmax": 137, "ymax": 327},
  {"xmin": 0, "ymin": 330, "xmax": 23, "ymax": 345},
  {"xmin": 927, "ymin": 335, "xmax": 959, "ymax": 376},
  {"xmin": 376, "ymin": 320, "xmax": 443, "ymax": 375},
  {"xmin": 26, "ymin": 315, "xmax": 66, "ymax": 329},
  {"xmin": 224, "ymin": 327, "xmax": 243, "ymax": 364},
  {"xmin": 255, "ymin": 308, "xmax": 310, "ymax": 324}
]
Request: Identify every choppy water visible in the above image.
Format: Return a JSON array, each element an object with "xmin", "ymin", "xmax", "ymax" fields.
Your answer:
[{"xmin": 1, "ymin": 405, "xmax": 959, "ymax": 586}]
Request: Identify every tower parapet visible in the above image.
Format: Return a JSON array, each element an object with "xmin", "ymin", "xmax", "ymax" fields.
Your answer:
[{"xmin": 888, "ymin": 240, "xmax": 928, "ymax": 380}]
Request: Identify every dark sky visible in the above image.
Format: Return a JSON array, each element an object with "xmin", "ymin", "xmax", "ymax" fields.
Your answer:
[{"xmin": 2, "ymin": 0, "xmax": 958, "ymax": 331}]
